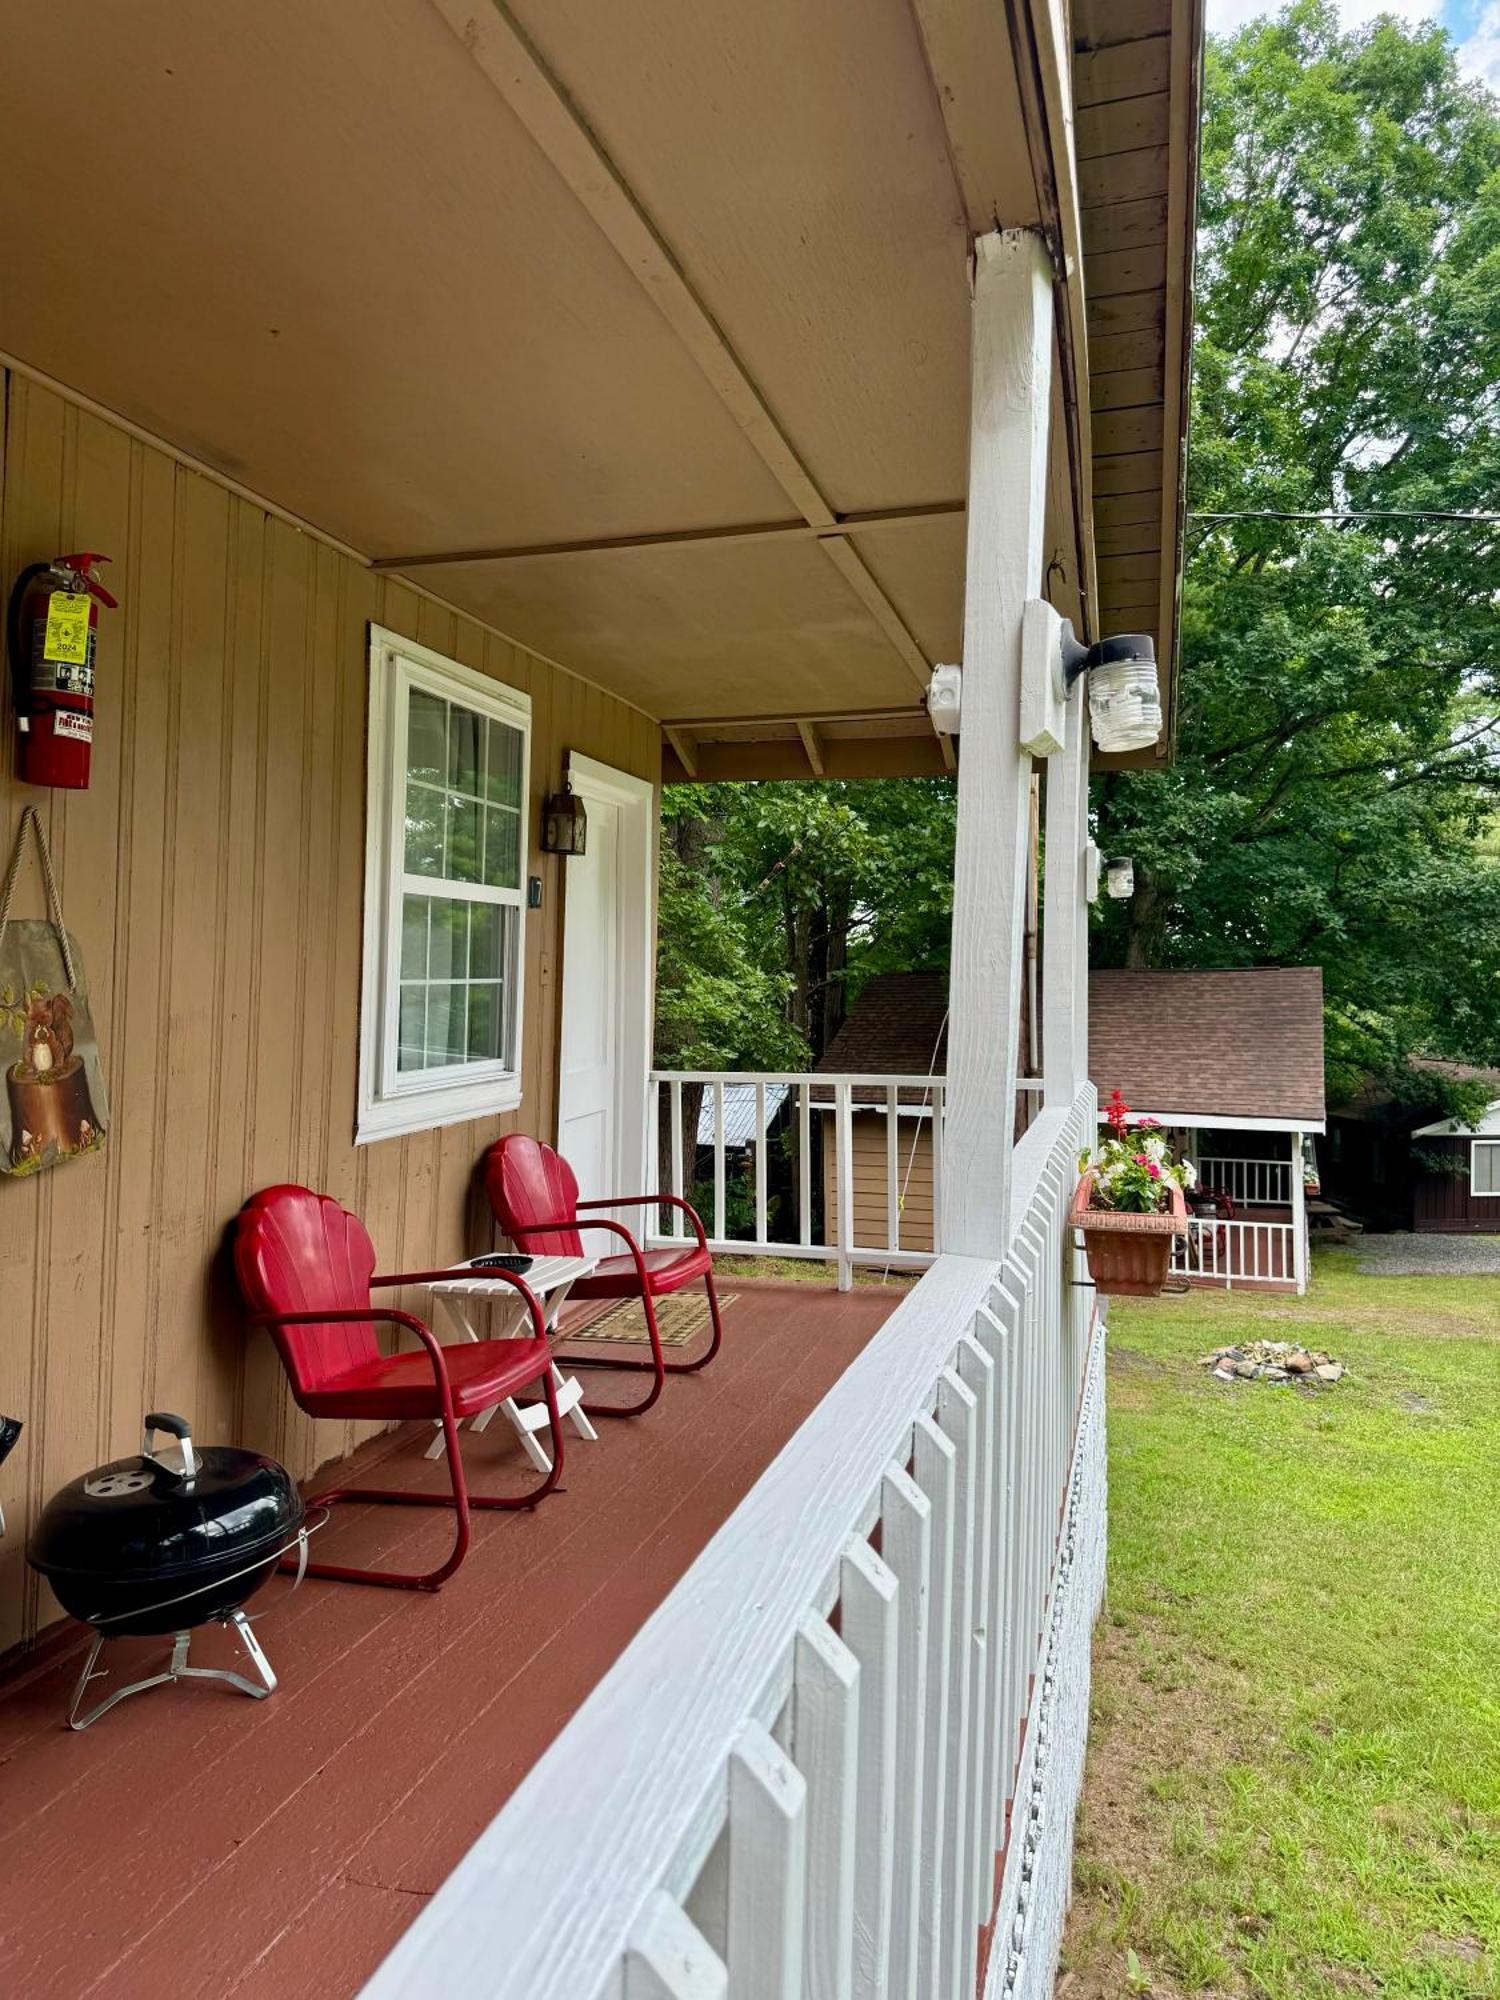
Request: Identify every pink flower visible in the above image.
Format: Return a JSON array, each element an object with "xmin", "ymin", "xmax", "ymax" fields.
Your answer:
[
  {"xmin": 1146, "ymin": 1162, "xmax": 1161, "ymax": 1179},
  {"xmin": 1137, "ymin": 1115, "xmax": 1162, "ymax": 1129},
  {"xmin": 1133, "ymin": 1153, "xmax": 1151, "ymax": 1166}
]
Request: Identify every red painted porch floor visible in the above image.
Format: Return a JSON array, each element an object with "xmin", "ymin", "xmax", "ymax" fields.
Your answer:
[{"xmin": 0, "ymin": 1282, "xmax": 899, "ymax": 2000}]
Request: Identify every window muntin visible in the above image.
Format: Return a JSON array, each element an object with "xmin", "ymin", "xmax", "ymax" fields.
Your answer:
[{"xmin": 360, "ymin": 630, "xmax": 530, "ymax": 1143}]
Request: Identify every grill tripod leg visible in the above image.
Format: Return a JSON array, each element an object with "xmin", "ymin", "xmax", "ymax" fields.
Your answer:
[{"xmin": 66, "ymin": 1617, "xmax": 279, "ymax": 1731}]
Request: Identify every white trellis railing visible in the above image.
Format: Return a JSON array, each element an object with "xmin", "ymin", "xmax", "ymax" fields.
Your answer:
[
  {"xmin": 646, "ymin": 1069, "xmax": 1045, "ymax": 1288},
  {"xmin": 1173, "ymin": 1215, "xmax": 1299, "ymax": 1288},
  {"xmin": 1197, "ymin": 1155, "xmax": 1293, "ymax": 1208},
  {"xmin": 362, "ymin": 1083, "xmax": 1104, "ymax": 2000}
]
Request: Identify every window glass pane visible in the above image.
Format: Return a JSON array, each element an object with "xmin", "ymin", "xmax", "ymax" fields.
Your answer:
[
  {"xmin": 426, "ymin": 983, "xmax": 468, "ymax": 1067},
  {"xmin": 407, "ymin": 690, "xmax": 447, "ymax": 785},
  {"xmin": 397, "ymin": 985, "xmax": 427, "ymax": 1072},
  {"xmin": 1475, "ymin": 1144, "xmax": 1498, "ymax": 1195},
  {"xmin": 447, "ymin": 794, "xmax": 482, "ymax": 884},
  {"xmin": 483, "ymin": 805, "xmax": 521, "ymax": 889},
  {"xmin": 470, "ymin": 902, "xmax": 501, "ymax": 980},
  {"xmin": 467, "ymin": 982, "xmax": 502, "ymax": 1061},
  {"xmin": 484, "ymin": 721, "xmax": 524, "ymax": 808},
  {"xmin": 400, "ymin": 896, "xmax": 429, "ymax": 979},
  {"xmin": 404, "ymin": 784, "xmax": 445, "ymax": 876},
  {"xmin": 449, "ymin": 706, "xmax": 482, "ymax": 796},
  {"xmin": 427, "ymin": 898, "xmax": 468, "ymax": 981}
]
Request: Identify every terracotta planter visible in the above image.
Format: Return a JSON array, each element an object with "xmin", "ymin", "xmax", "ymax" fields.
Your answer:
[{"xmin": 1070, "ymin": 1171, "xmax": 1188, "ymax": 1297}]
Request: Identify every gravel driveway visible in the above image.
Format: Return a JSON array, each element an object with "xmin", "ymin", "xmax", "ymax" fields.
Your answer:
[{"xmin": 1355, "ymin": 1233, "xmax": 1500, "ymax": 1276}]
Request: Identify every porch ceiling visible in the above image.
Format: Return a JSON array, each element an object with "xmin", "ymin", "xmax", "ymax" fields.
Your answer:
[{"xmin": 0, "ymin": 0, "xmax": 1199, "ymax": 779}]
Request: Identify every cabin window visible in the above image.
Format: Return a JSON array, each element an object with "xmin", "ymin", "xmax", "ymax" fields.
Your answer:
[
  {"xmin": 1472, "ymin": 1141, "xmax": 1500, "ymax": 1197},
  {"xmin": 358, "ymin": 627, "xmax": 530, "ymax": 1144}
]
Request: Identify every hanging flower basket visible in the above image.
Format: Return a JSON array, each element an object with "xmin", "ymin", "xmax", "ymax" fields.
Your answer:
[
  {"xmin": 1072, "ymin": 1089, "xmax": 1193, "ymax": 1298},
  {"xmin": 1070, "ymin": 1170, "xmax": 1188, "ymax": 1296}
]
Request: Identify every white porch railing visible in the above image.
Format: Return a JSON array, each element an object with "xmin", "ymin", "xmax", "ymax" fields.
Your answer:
[
  {"xmin": 1173, "ymin": 1215, "xmax": 1298, "ymax": 1288},
  {"xmin": 1197, "ymin": 1155, "xmax": 1293, "ymax": 1207},
  {"xmin": 362, "ymin": 1083, "xmax": 1104, "ymax": 2000},
  {"xmin": 646, "ymin": 1070, "xmax": 1045, "ymax": 1287}
]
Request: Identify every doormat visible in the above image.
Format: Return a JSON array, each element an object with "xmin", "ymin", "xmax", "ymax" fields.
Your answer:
[{"xmin": 562, "ymin": 1292, "xmax": 736, "ymax": 1348}]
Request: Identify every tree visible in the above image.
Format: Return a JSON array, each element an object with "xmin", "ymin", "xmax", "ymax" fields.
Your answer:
[
  {"xmin": 656, "ymin": 778, "xmax": 956, "ymax": 1068},
  {"xmin": 654, "ymin": 785, "xmax": 810, "ymax": 1074},
  {"xmin": 1094, "ymin": 1, "xmax": 1500, "ymax": 1108}
]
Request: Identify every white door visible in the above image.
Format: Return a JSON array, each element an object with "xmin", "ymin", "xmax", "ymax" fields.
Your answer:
[{"xmin": 557, "ymin": 754, "xmax": 654, "ymax": 1206}]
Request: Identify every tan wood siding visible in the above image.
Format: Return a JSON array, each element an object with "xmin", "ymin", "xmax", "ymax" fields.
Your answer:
[
  {"xmin": 822, "ymin": 1114, "xmax": 935, "ymax": 1255},
  {"xmin": 0, "ymin": 372, "xmax": 659, "ymax": 1651}
]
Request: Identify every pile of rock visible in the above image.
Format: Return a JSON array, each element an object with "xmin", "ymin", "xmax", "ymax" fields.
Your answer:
[{"xmin": 1199, "ymin": 1340, "xmax": 1345, "ymax": 1384}]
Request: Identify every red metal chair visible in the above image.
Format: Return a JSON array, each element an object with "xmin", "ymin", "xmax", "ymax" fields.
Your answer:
[
  {"xmin": 483, "ymin": 1136, "xmax": 725, "ymax": 1420},
  {"xmin": 234, "ymin": 1183, "xmax": 564, "ymax": 1591}
]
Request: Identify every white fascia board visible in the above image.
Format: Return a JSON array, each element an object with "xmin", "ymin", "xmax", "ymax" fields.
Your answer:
[
  {"xmin": 1413, "ymin": 1100, "xmax": 1500, "ymax": 1138},
  {"xmin": 1113, "ymin": 1109, "xmax": 1327, "ymax": 1135}
]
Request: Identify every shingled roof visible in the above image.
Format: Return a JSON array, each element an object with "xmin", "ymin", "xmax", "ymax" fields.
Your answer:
[
  {"xmin": 1089, "ymin": 968, "xmax": 1325, "ymax": 1127},
  {"xmin": 815, "ymin": 967, "xmax": 1326, "ymax": 1128},
  {"xmin": 816, "ymin": 973, "xmax": 949, "ymax": 1087}
]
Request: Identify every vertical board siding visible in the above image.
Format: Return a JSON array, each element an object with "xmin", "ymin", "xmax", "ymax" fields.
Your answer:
[
  {"xmin": 1414, "ymin": 1135, "xmax": 1494, "ymax": 1233},
  {"xmin": 0, "ymin": 373, "xmax": 659, "ymax": 1651}
]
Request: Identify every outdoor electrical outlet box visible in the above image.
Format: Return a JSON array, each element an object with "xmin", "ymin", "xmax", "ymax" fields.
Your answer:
[
  {"xmin": 927, "ymin": 663, "xmax": 962, "ymax": 734},
  {"xmin": 528, "ymin": 875, "xmax": 543, "ymax": 909},
  {"xmin": 1019, "ymin": 599, "xmax": 1069, "ymax": 756}
]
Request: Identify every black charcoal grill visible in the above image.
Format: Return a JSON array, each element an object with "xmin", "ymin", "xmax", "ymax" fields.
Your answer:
[{"xmin": 27, "ymin": 1411, "xmax": 307, "ymax": 1729}]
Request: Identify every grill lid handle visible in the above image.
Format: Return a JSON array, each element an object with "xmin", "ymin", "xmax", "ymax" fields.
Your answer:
[{"xmin": 142, "ymin": 1411, "xmax": 197, "ymax": 1483}]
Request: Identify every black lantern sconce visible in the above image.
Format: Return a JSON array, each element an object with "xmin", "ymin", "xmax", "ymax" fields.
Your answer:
[{"xmin": 541, "ymin": 780, "xmax": 588, "ymax": 857}]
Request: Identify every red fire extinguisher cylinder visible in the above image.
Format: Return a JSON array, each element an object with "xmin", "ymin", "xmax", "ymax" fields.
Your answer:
[{"xmin": 7, "ymin": 553, "xmax": 117, "ymax": 790}]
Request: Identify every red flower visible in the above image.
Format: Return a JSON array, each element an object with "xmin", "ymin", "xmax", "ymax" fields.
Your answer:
[{"xmin": 1105, "ymin": 1087, "xmax": 1131, "ymax": 1136}]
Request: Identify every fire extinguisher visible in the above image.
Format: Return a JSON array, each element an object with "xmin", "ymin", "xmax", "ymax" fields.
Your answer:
[{"xmin": 6, "ymin": 553, "xmax": 118, "ymax": 789}]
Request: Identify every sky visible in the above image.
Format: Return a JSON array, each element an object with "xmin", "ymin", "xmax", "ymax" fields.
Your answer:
[{"xmin": 1204, "ymin": 0, "xmax": 1500, "ymax": 89}]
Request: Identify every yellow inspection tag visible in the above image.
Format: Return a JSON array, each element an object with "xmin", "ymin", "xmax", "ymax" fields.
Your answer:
[{"xmin": 42, "ymin": 593, "xmax": 92, "ymax": 665}]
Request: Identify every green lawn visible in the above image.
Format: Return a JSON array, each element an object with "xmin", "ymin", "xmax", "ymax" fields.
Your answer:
[{"xmin": 1062, "ymin": 1250, "xmax": 1500, "ymax": 1999}]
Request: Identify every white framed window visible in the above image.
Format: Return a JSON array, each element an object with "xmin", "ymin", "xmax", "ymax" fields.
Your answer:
[
  {"xmin": 1472, "ymin": 1141, "xmax": 1500, "ymax": 1196},
  {"xmin": 358, "ymin": 626, "xmax": 530, "ymax": 1144}
]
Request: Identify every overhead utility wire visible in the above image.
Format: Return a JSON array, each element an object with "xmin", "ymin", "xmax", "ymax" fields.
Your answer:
[{"xmin": 1190, "ymin": 508, "xmax": 1500, "ymax": 523}]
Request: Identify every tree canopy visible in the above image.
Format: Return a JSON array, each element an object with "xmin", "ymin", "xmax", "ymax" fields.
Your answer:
[
  {"xmin": 1094, "ymin": 0, "xmax": 1500, "ymax": 1111},
  {"xmin": 655, "ymin": 778, "xmax": 955, "ymax": 1069}
]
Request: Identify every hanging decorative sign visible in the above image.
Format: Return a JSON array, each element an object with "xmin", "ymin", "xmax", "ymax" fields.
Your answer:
[{"xmin": 0, "ymin": 808, "xmax": 110, "ymax": 1177}]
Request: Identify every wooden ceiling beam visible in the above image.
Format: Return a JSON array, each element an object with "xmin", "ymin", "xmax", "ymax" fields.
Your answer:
[
  {"xmin": 663, "ymin": 703, "xmax": 927, "ymax": 731},
  {"xmin": 369, "ymin": 501, "xmax": 966, "ymax": 572},
  {"xmin": 426, "ymin": 0, "xmax": 940, "ymax": 699},
  {"xmin": 796, "ymin": 720, "xmax": 825, "ymax": 777},
  {"xmin": 664, "ymin": 727, "xmax": 700, "ymax": 779}
]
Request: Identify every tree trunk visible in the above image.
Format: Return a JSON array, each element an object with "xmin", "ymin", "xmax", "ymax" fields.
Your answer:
[
  {"xmin": 825, "ymin": 890, "xmax": 851, "ymax": 1051},
  {"xmin": 1123, "ymin": 862, "xmax": 1169, "ymax": 967}
]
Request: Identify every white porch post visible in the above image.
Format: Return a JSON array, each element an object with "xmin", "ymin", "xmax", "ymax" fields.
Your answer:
[
  {"xmin": 943, "ymin": 229, "xmax": 1055, "ymax": 1257},
  {"xmin": 1291, "ymin": 1129, "xmax": 1308, "ymax": 1294},
  {"xmin": 1042, "ymin": 719, "xmax": 1090, "ymax": 1109}
]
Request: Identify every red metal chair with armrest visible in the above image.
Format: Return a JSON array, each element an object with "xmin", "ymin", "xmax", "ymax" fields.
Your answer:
[
  {"xmin": 483, "ymin": 1136, "xmax": 725, "ymax": 1420},
  {"xmin": 234, "ymin": 1183, "xmax": 565, "ymax": 1591}
]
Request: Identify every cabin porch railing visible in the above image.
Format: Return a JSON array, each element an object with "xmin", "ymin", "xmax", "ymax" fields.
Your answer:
[
  {"xmin": 645, "ymin": 1069, "xmax": 1044, "ymax": 1289},
  {"xmin": 362, "ymin": 1081, "xmax": 1104, "ymax": 2000},
  {"xmin": 1172, "ymin": 1215, "xmax": 1301, "ymax": 1289},
  {"xmin": 1196, "ymin": 1154, "xmax": 1294, "ymax": 1208}
]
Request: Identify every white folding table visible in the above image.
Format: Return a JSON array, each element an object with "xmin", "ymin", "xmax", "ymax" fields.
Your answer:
[{"xmin": 414, "ymin": 1254, "xmax": 600, "ymax": 1474}]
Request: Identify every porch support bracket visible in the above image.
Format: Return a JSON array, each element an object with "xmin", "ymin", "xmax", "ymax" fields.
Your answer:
[{"xmin": 942, "ymin": 229, "xmax": 1054, "ymax": 1259}]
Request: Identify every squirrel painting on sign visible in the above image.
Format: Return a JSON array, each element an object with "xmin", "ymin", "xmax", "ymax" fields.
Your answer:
[{"xmin": 4, "ymin": 983, "xmax": 101, "ymax": 1171}]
